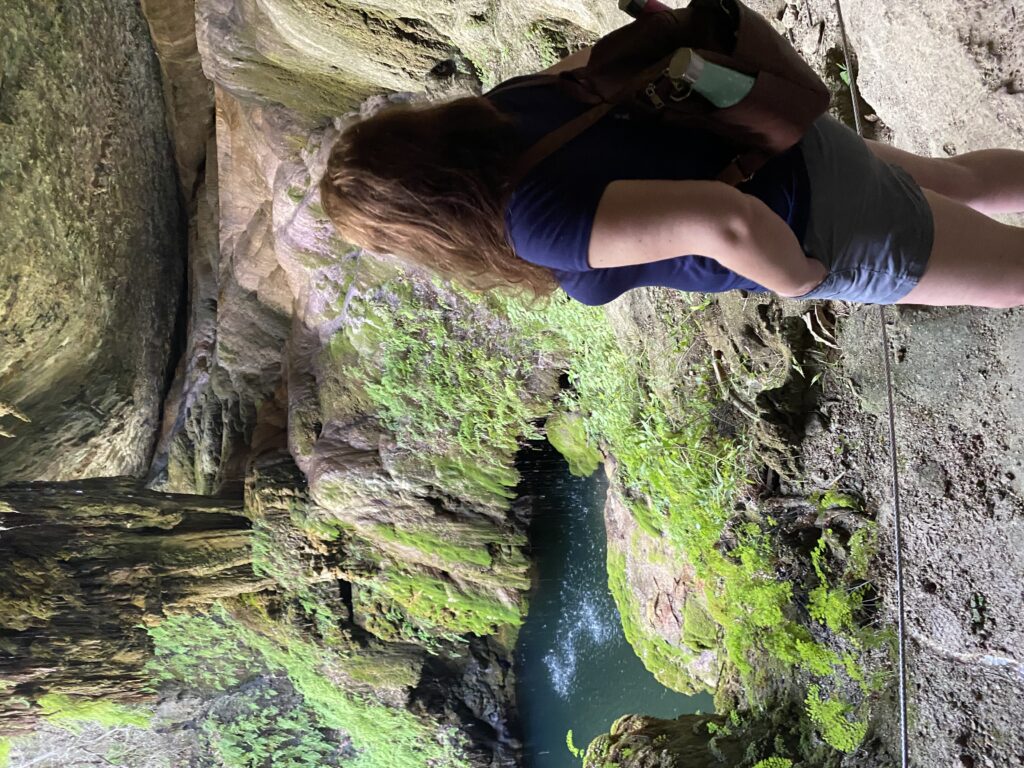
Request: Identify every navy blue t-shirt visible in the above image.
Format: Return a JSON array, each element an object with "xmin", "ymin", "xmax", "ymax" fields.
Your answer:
[{"xmin": 486, "ymin": 75, "xmax": 811, "ymax": 305}]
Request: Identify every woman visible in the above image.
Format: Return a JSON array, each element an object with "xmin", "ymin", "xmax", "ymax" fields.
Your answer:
[{"xmin": 320, "ymin": 46, "xmax": 1024, "ymax": 308}]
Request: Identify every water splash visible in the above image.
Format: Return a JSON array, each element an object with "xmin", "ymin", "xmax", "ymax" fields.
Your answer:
[{"xmin": 544, "ymin": 595, "xmax": 619, "ymax": 699}]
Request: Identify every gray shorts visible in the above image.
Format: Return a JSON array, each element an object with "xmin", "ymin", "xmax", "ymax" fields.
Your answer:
[{"xmin": 793, "ymin": 115, "xmax": 935, "ymax": 304}]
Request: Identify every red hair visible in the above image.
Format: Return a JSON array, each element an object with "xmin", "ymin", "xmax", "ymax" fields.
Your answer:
[{"xmin": 320, "ymin": 96, "xmax": 558, "ymax": 296}]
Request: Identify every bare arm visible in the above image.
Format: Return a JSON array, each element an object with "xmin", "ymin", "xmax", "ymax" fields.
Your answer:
[{"xmin": 588, "ymin": 179, "xmax": 827, "ymax": 297}]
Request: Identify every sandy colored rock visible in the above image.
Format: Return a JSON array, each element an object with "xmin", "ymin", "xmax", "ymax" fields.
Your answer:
[
  {"xmin": 140, "ymin": 0, "xmax": 216, "ymax": 200},
  {"xmin": 195, "ymin": 0, "xmax": 616, "ymax": 117}
]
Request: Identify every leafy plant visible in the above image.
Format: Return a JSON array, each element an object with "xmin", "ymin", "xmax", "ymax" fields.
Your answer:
[
  {"xmin": 200, "ymin": 686, "xmax": 342, "ymax": 768},
  {"xmin": 805, "ymin": 685, "xmax": 867, "ymax": 753},
  {"xmin": 565, "ymin": 729, "xmax": 584, "ymax": 760},
  {"xmin": 844, "ymin": 524, "xmax": 878, "ymax": 581},
  {"xmin": 146, "ymin": 612, "xmax": 265, "ymax": 692},
  {"xmin": 816, "ymin": 489, "xmax": 861, "ymax": 511},
  {"xmin": 808, "ymin": 535, "xmax": 864, "ymax": 635}
]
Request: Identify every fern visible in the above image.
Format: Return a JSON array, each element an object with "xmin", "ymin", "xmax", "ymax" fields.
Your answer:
[{"xmin": 805, "ymin": 685, "xmax": 867, "ymax": 753}]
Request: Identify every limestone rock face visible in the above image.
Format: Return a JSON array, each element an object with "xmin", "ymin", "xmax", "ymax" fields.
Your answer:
[
  {"xmin": 140, "ymin": 0, "xmax": 216, "ymax": 200},
  {"xmin": 840, "ymin": 0, "xmax": 1024, "ymax": 157},
  {"xmin": 603, "ymin": 462, "xmax": 720, "ymax": 694},
  {"xmin": 149, "ymin": 88, "xmax": 323, "ymax": 494},
  {"xmin": 195, "ymin": 0, "xmax": 616, "ymax": 117},
  {"xmin": 0, "ymin": 1, "xmax": 184, "ymax": 484}
]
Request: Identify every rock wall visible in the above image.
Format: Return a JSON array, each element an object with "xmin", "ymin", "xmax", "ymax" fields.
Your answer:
[
  {"xmin": 0, "ymin": 0, "xmax": 184, "ymax": 482},
  {"xmin": 841, "ymin": 0, "xmax": 1024, "ymax": 158},
  {"xmin": 603, "ymin": 464, "xmax": 721, "ymax": 694},
  {"xmin": 133, "ymin": 3, "xmax": 574, "ymax": 763}
]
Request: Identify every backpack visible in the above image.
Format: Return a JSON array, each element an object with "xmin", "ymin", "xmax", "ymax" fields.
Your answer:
[{"xmin": 488, "ymin": 0, "xmax": 831, "ymax": 188}]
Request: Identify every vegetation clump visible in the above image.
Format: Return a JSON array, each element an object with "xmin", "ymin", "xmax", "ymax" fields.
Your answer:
[
  {"xmin": 199, "ymin": 685, "xmax": 347, "ymax": 767},
  {"xmin": 805, "ymin": 685, "xmax": 868, "ymax": 753},
  {"xmin": 147, "ymin": 605, "xmax": 471, "ymax": 768},
  {"xmin": 364, "ymin": 565, "xmax": 522, "ymax": 637},
  {"xmin": 37, "ymin": 694, "xmax": 152, "ymax": 732},
  {"xmin": 753, "ymin": 759, "xmax": 794, "ymax": 768},
  {"xmin": 351, "ymin": 278, "xmax": 555, "ymax": 504},
  {"xmin": 545, "ymin": 411, "xmax": 602, "ymax": 477}
]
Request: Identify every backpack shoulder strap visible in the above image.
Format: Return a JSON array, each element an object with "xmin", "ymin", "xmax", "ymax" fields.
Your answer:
[
  {"xmin": 488, "ymin": 70, "xmax": 613, "ymax": 190},
  {"xmin": 507, "ymin": 102, "xmax": 614, "ymax": 189}
]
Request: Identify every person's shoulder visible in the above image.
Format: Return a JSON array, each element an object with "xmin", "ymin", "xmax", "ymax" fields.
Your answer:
[
  {"xmin": 505, "ymin": 169, "xmax": 610, "ymax": 273},
  {"xmin": 484, "ymin": 72, "xmax": 558, "ymax": 98}
]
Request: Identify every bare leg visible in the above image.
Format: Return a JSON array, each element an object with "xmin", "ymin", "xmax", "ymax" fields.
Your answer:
[
  {"xmin": 897, "ymin": 189, "xmax": 1024, "ymax": 307},
  {"xmin": 866, "ymin": 140, "xmax": 1024, "ymax": 216}
]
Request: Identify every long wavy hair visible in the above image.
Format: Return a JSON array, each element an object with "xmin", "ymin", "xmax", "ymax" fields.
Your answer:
[{"xmin": 320, "ymin": 96, "xmax": 558, "ymax": 296}]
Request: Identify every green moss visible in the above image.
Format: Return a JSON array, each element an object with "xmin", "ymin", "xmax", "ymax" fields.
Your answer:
[
  {"xmin": 430, "ymin": 456, "xmax": 520, "ymax": 503},
  {"xmin": 546, "ymin": 411, "xmax": 602, "ymax": 477},
  {"xmin": 0, "ymin": 737, "xmax": 11, "ymax": 768},
  {"xmin": 372, "ymin": 524, "xmax": 493, "ymax": 569},
  {"xmin": 348, "ymin": 278, "xmax": 552, "ymax": 506},
  {"xmin": 504, "ymin": 294, "xmax": 845, "ymax": 687},
  {"xmin": 808, "ymin": 533, "xmax": 866, "ymax": 635},
  {"xmin": 805, "ymin": 685, "xmax": 867, "ymax": 753},
  {"xmin": 753, "ymin": 759, "xmax": 793, "ymax": 768},
  {"xmin": 681, "ymin": 599, "xmax": 719, "ymax": 651},
  {"xmin": 303, "ymin": 516, "xmax": 351, "ymax": 541},
  {"xmin": 345, "ymin": 652, "xmax": 421, "ymax": 690},
  {"xmin": 367, "ymin": 566, "xmax": 522, "ymax": 637},
  {"xmin": 149, "ymin": 606, "xmax": 470, "ymax": 768},
  {"xmin": 38, "ymin": 694, "xmax": 152, "ymax": 732}
]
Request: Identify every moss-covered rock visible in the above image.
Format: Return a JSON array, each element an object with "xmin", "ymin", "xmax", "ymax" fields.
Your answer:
[
  {"xmin": 546, "ymin": 411, "xmax": 603, "ymax": 477},
  {"xmin": 604, "ymin": 470, "xmax": 721, "ymax": 694}
]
